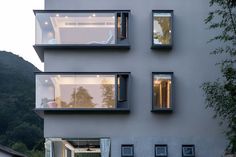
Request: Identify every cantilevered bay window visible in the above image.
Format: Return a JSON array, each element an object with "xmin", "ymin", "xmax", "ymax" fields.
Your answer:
[
  {"xmin": 34, "ymin": 10, "xmax": 130, "ymax": 61},
  {"xmin": 35, "ymin": 72, "xmax": 130, "ymax": 113},
  {"xmin": 152, "ymin": 72, "xmax": 173, "ymax": 112}
]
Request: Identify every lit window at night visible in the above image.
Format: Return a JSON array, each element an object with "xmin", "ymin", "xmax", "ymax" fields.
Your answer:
[{"xmin": 153, "ymin": 73, "xmax": 173, "ymax": 111}]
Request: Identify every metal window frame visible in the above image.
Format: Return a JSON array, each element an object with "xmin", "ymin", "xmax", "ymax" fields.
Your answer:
[
  {"xmin": 151, "ymin": 72, "xmax": 173, "ymax": 113},
  {"xmin": 121, "ymin": 144, "xmax": 134, "ymax": 157},
  {"xmin": 34, "ymin": 72, "xmax": 130, "ymax": 117},
  {"xmin": 182, "ymin": 145, "xmax": 195, "ymax": 157},
  {"xmin": 33, "ymin": 10, "xmax": 131, "ymax": 62},
  {"xmin": 151, "ymin": 10, "xmax": 174, "ymax": 49},
  {"xmin": 155, "ymin": 144, "xmax": 168, "ymax": 157}
]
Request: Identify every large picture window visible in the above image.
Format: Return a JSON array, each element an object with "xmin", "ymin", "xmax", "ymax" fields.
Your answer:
[
  {"xmin": 152, "ymin": 72, "xmax": 173, "ymax": 112},
  {"xmin": 152, "ymin": 10, "xmax": 173, "ymax": 49},
  {"xmin": 35, "ymin": 10, "xmax": 129, "ymax": 46},
  {"xmin": 36, "ymin": 72, "xmax": 130, "ymax": 111},
  {"xmin": 45, "ymin": 138, "xmax": 111, "ymax": 157}
]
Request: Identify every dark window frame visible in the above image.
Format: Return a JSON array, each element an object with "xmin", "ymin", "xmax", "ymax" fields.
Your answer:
[
  {"xmin": 155, "ymin": 144, "xmax": 168, "ymax": 157},
  {"xmin": 121, "ymin": 144, "xmax": 134, "ymax": 157},
  {"xmin": 182, "ymin": 145, "xmax": 195, "ymax": 157},
  {"xmin": 34, "ymin": 72, "xmax": 130, "ymax": 116},
  {"xmin": 152, "ymin": 72, "xmax": 173, "ymax": 113},
  {"xmin": 33, "ymin": 10, "xmax": 130, "ymax": 62},
  {"xmin": 151, "ymin": 10, "xmax": 174, "ymax": 49}
]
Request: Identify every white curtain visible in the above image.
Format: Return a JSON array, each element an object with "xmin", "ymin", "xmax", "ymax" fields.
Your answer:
[{"xmin": 100, "ymin": 138, "xmax": 111, "ymax": 157}]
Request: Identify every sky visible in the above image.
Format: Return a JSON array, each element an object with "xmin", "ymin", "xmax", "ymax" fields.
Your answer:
[{"xmin": 0, "ymin": 0, "xmax": 44, "ymax": 71}]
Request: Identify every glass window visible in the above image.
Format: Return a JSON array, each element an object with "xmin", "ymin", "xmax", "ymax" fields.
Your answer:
[
  {"xmin": 35, "ymin": 11, "xmax": 129, "ymax": 45},
  {"xmin": 35, "ymin": 73, "xmax": 130, "ymax": 110},
  {"xmin": 152, "ymin": 10, "xmax": 173, "ymax": 48},
  {"xmin": 36, "ymin": 74, "xmax": 115, "ymax": 109},
  {"xmin": 153, "ymin": 73, "xmax": 173, "ymax": 111},
  {"xmin": 45, "ymin": 138, "xmax": 110, "ymax": 157}
]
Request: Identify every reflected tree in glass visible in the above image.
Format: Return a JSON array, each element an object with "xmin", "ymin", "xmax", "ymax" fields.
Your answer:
[
  {"xmin": 101, "ymin": 79, "xmax": 115, "ymax": 108},
  {"xmin": 153, "ymin": 14, "xmax": 171, "ymax": 45},
  {"xmin": 69, "ymin": 86, "xmax": 95, "ymax": 108}
]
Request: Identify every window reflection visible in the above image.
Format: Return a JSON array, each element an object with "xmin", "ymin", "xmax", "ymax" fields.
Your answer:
[
  {"xmin": 153, "ymin": 13, "xmax": 172, "ymax": 45},
  {"xmin": 153, "ymin": 74, "xmax": 172, "ymax": 109},
  {"xmin": 36, "ymin": 13, "xmax": 116, "ymax": 45},
  {"xmin": 36, "ymin": 75, "xmax": 115, "ymax": 109}
]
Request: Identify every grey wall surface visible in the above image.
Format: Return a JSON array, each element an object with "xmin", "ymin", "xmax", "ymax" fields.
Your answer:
[{"xmin": 42, "ymin": 0, "xmax": 227, "ymax": 156}]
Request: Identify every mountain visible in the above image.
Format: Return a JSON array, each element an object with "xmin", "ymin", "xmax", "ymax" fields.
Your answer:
[{"xmin": 0, "ymin": 51, "xmax": 43, "ymax": 156}]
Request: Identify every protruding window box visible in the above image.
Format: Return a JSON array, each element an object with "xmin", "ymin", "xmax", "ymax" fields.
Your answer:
[
  {"xmin": 35, "ymin": 72, "xmax": 130, "ymax": 115},
  {"xmin": 151, "ymin": 10, "xmax": 173, "ymax": 49},
  {"xmin": 34, "ymin": 10, "xmax": 130, "ymax": 61},
  {"xmin": 152, "ymin": 72, "xmax": 173, "ymax": 113}
]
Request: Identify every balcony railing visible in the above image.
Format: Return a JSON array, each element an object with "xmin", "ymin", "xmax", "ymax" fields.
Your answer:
[{"xmin": 35, "ymin": 72, "xmax": 130, "ymax": 113}]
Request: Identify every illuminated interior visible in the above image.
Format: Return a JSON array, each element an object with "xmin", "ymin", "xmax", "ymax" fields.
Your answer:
[
  {"xmin": 153, "ymin": 13, "xmax": 172, "ymax": 45},
  {"xmin": 35, "ymin": 12, "xmax": 129, "ymax": 45},
  {"xmin": 36, "ymin": 75, "xmax": 116, "ymax": 109},
  {"xmin": 45, "ymin": 138, "xmax": 111, "ymax": 157},
  {"xmin": 153, "ymin": 74, "xmax": 172, "ymax": 109}
]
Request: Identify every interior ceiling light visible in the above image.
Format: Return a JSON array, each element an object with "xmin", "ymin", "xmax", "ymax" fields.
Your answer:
[
  {"xmin": 56, "ymin": 14, "xmax": 59, "ymax": 17},
  {"xmin": 44, "ymin": 21, "xmax": 48, "ymax": 25}
]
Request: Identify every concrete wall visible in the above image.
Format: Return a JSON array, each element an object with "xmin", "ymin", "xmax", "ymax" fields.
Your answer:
[{"xmin": 42, "ymin": 0, "xmax": 227, "ymax": 156}]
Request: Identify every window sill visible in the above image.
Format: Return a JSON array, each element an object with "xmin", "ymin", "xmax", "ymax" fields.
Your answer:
[
  {"xmin": 33, "ymin": 44, "xmax": 130, "ymax": 62},
  {"xmin": 151, "ymin": 44, "xmax": 172, "ymax": 49},
  {"xmin": 151, "ymin": 108, "xmax": 173, "ymax": 113},
  {"xmin": 34, "ymin": 108, "xmax": 130, "ymax": 118}
]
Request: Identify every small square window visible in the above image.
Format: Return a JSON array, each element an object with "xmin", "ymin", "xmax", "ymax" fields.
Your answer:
[
  {"xmin": 121, "ymin": 145, "xmax": 134, "ymax": 157},
  {"xmin": 152, "ymin": 72, "xmax": 173, "ymax": 112},
  {"xmin": 152, "ymin": 10, "xmax": 173, "ymax": 49},
  {"xmin": 155, "ymin": 145, "xmax": 168, "ymax": 157},
  {"xmin": 182, "ymin": 145, "xmax": 195, "ymax": 157}
]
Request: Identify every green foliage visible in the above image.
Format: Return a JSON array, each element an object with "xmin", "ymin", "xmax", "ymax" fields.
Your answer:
[
  {"xmin": 11, "ymin": 142, "xmax": 44, "ymax": 157},
  {"xmin": 202, "ymin": 0, "xmax": 236, "ymax": 154},
  {"xmin": 0, "ymin": 51, "xmax": 44, "ymax": 156},
  {"xmin": 11, "ymin": 142, "xmax": 28, "ymax": 155}
]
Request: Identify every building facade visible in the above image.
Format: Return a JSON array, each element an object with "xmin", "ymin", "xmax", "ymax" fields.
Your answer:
[{"xmin": 34, "ymin": 0, "xmax": 227, "ymax": 156}]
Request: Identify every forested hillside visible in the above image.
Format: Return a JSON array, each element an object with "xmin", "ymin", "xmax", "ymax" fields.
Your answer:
[{"xmin": 0, "ymin": 51, "xmax": 43, "ymax": 157}]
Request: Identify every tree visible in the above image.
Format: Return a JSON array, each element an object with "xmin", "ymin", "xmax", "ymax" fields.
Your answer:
[
  {"xmin": 101, "ymin": 79, "xmax": 115, "ymax": 108},
  {"xmin": 202, "ymin": 0, "xmax": 236, "ymax": 154},
  {"xmin": 70, "ymin": 86, "xmax": 95, "ymax": 108}
]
